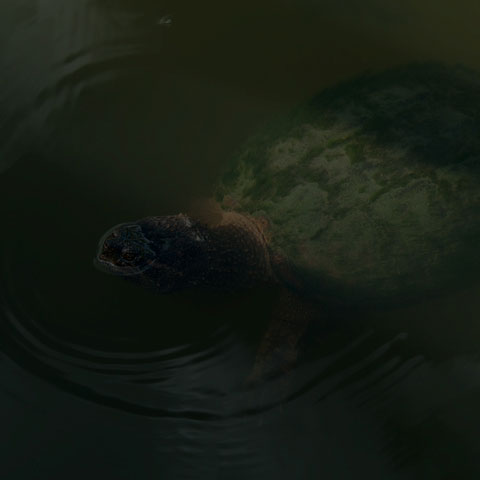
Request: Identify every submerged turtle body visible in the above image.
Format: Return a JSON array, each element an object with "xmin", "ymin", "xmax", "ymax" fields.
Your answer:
[
  {"xmin": 97, "ymin": 64, "xmax": 480, "ymax": 383},
  {"xmin": 216, "ymin": 64, "xmax": 480, "ymax": 305}
]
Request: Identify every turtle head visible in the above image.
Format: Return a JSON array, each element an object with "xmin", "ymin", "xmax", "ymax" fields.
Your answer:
[
  {"xmin": 95, "ymin": 214, "xmax": 209, "ymax": 292},
  {"xmin": 95, "ymin": 223, "xmax": 157, "ymax": 277}
]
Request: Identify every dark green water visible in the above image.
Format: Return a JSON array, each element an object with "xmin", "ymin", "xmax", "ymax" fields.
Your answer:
[{"xmin": 2, "ymin": 1, "xmax": 480, "ymax": 478}]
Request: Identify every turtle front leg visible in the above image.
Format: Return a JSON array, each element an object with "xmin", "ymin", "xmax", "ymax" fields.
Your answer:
[{"xmin": 246, "ymin": 287, "xmax": 316, "ymax": 387}]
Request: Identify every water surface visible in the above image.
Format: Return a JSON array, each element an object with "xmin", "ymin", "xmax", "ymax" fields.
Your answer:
[{"xmin": 2, "ymin": 1, "xmax": 480, "ymax": 478}]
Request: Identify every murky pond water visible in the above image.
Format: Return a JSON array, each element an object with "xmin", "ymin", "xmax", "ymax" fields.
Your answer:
[{"xmin": 2, "ymin": 1, "xmax": 480, "ymax": 478}]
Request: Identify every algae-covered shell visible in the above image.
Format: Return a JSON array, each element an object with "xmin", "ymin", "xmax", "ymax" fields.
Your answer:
[{"xmin": 216, "ymin": 64, "xmax": 480, "ymax": 304}]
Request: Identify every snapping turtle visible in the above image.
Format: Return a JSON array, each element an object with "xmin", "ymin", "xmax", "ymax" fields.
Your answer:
[{"xmin": 95, "ymin": 64, "xmax": 480, "ymax": 382}]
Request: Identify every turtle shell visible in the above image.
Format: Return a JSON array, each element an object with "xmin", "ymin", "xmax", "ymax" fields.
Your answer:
[{"xmin": 216, "ymin": 64, "xmax": 480, "ymax": 305}]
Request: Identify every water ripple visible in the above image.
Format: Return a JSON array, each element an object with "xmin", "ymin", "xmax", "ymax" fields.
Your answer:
[{"xmin": 0, "ymin": 0, "xmax": 168, "ymax": 173}]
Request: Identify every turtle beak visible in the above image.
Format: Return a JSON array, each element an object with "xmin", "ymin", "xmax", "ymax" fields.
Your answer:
[
  {"xmin": 94, "ymin": 248, "xmax": 116, "ymax": 271},
  {"xmin": 94, "ymin": 242, "xmax": 130, "ymax": 276}
]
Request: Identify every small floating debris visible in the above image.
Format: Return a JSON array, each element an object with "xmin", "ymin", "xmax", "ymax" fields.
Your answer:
[{"xmin": 157, "ymin": 14, "xmax": 173, "ymax": 27}]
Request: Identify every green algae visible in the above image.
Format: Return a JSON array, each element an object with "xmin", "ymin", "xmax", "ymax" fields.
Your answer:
[{"xmin": 215, "ymin": 64, "xmax": 480, "ymax": 303}]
